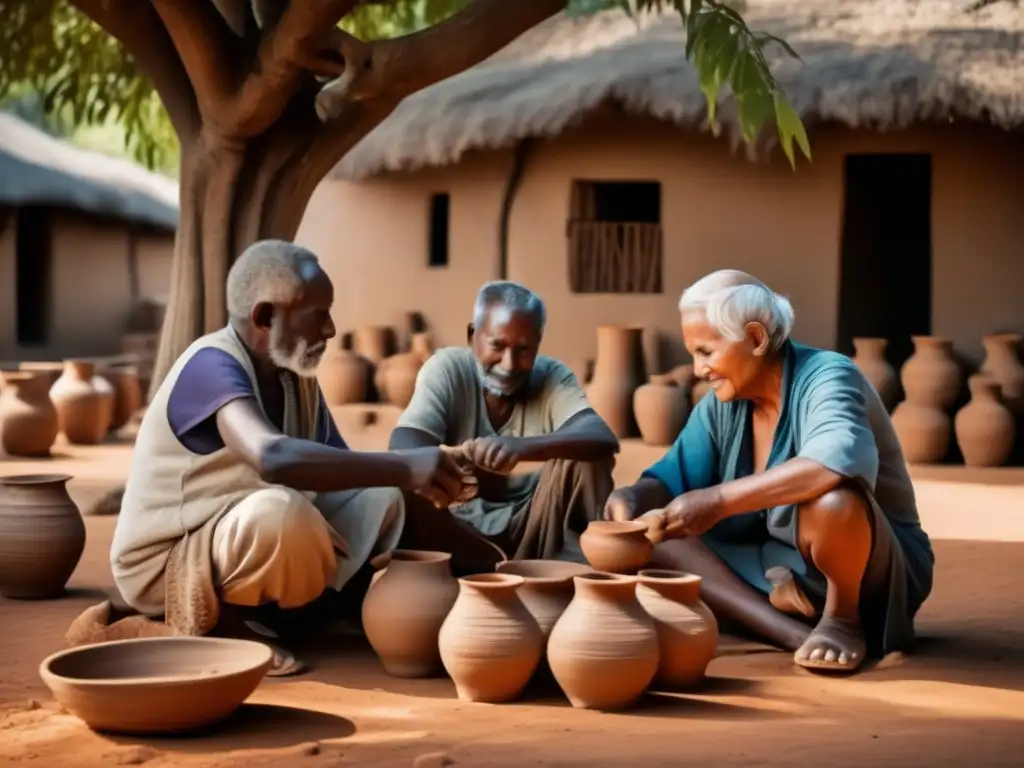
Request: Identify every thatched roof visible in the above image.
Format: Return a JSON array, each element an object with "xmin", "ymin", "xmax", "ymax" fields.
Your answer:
[
  {"xmin": 334, "ymin": 0, "xmax": 1024, "ymax": 180},
  {"xmin": 0, "ymin": 113, "xmax": 179, "ymax": 231}
]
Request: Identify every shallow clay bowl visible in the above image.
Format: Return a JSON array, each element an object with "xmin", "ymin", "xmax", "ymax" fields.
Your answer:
[
  {"xmin": 39, "ymin": 637, "xmax": 273, "ymax": 735},
  {"xmin": 579, "ymin": 520, "xmax": 654, "ymax": 574}
]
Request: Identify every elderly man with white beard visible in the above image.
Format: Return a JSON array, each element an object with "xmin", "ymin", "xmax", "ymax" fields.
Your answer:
[{"xmin": 110, "ymin": 240, "xmax": 471, "ymax": 676}]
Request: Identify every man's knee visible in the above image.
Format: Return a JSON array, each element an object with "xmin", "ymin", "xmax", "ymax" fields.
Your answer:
[
  {"xmin": 353, "ymin": 486, "xmax": 406, "ymax": 537},
  {"xmin": 231, "ymin": 487, "xmax": 329, "ymax": 543}
]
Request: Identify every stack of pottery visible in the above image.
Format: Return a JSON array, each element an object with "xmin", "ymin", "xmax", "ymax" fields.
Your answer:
[
  {"xmin": 376, "ymin": 332, "xmax": 433, "ymax": 408},
  {"xmin": 851, "ymin": 337, "xmax": 899, "ymax": 411},
  {"xmin": 50, "ymin": 361, "xmax": 111, "ymax": 445},
  {"xmin": 633, "ymin": 373, "xmax": 690, "ymax": 446},
  {"xmin": 0, "ymin": 371, "xmax": 59, "ymax": 457},
  {"xmin": 891, "ymin": 337, "xmax": 962, "ymax": 464},
  {"xmin": 954, "ymin": 375, "xmax": 1016, "ymax": 467},
  {"xmin": 586, "ymin": 325, "xmax": 647, "ymax": 438}
]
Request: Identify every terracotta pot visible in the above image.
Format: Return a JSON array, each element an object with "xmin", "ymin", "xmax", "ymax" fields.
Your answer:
[
  {"xmin": 980, "ymin": 333, "xmax": 1024, "ymax": 415},
  {"xmin": 633, "ymin": 374, "xmax": 689, "ymax": 446},
  {"xmin": 547, "ymin": 573, "xmax": 659, "ymax": 710},
  {"xmin": 438, "ymin": 573, "xmax": 544, "ymax": 703},
  {"xmin": 495, "ymin": 560, "xmax": 595, "ymax": 639},
  {"xmin": 354, "ymin": 325, "xmax": 392, "ymax": 365},
  {"xmin": 0, "ymin": 474, "xmax": 86, "ymax": 599},
  {"xmin": 900, "ymin": 336, "xmax": 962, "ymax": 410},
  {"xmin": 318, "ymin": 348, "xmax": 369, "ymax": 405},
  {"xmin": 362, "ymin": 550, "xmax": 459, "ymax": 678},
  {"xmin": 381, "ymin": 353, "xmax": 423, "ymax": 409},
  {"xmin": 636, "ymin": 569, "xmax": 719, "ymax": 690},
  {"xmin": 0, "ymin": 372, "xmax": 59, "ymax": 457},
  {"xmin": 103, "ymin": 365, "xmax": 142, "ymax": 431},
  {"xmin": 954, "ymin": 375, "xmax": 1016, "ymax": 467},
  {"xmin": 580, "ymin": 520, "xmax": 653, "ymax": 574},
  {"xmin": 691, "ymin": 378, "xmax": 712, "ymax": 405},
  {"xmin": 410, "ymin": 332, "xmax": 434, "ymax": 361},
  {"xmin": 585, "ymin": 325, "xmax": 646, "ymax": 438},
  {"xmin": 668, "ymin": 364, "xmax": 696, "ymax": 389},
  {"xmin": 852, "ymin": 338, "xmax": 899, "ymax": 411},
  {"xmin": 50, "ymin": 361, "xmax": 108, "ymax": 445},
  {"xmin": 891, "ymin": 401, "xmax": 951, "ymax": 464},
  {"xmin": 17, "ymin": 361, "xmax": 64, "ymax": 389}
]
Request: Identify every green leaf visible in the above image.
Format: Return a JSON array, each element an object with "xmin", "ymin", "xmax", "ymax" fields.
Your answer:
[{"xmin": 773, "ymin": 90, "xmax": 811, "ymax": 168}]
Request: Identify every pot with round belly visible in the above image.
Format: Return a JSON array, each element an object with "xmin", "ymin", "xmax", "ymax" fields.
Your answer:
[
  {"xmin": 954, "ymin": 375, "xmax": 1016, "ymax": 467},
  {"xmin": 438, "ymin": 573, "xmax": 544, "ymax": 703},
  {"xmin": 495, "ymin": 560, "xmax": 595, "ymax": 640},
  {"xmin": 900, "ymin": 336, "xmax": 962, "ymax": 411},
  {"xmin": 636, "ymin": 569, "xmax": 719, "ymax": 690},
  {"xmin": 318, "ymin": 347, "xmax": 369, "ymax": 405},
  {"xmin": 851, "ymin": 337, "xmax": 899, "ymax": 411},
  {"xmin": 381, "ymin": 353, "xmax": 423, "ymax": 409},
  {"xmin": 980, "ymin": 333, "xmax": 1024, "ymax": 415},
  {"xmin": 0, "ymin": 474, "xmax": 86, "ymax": 599},
  {"xmin": 580, "ymin": 520, "xmax": 653, "ymax": 574},
  {"xmin": 633, "ymin": 374, "xmax": 689, "ymax": 446},
  {"xmin": 362, "ymin": 550, "xmax": 459, "ymax": 678},
  {"xmin": 891, "ymin": 401, "xmax": 951, "ymax": 464},
  {"xmin": 0, "ymin": 372, "xmax": 59, "ymax": 457},
  {"xmin": 547, "ymin": 573, "xmax": 659, "ymax": 710},
  {"xmin": 50, "ymin": 361, "xmax": 106, "ymax": 445}
]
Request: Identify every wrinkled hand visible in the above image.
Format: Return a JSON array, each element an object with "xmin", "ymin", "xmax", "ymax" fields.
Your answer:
[
  {"xmin": 640, "ymin": 487, "xmax": 726, "ymax": 542},
  {"xmin": 603, "ymin": 489, "xmax": 639, "ymax": 522},
  {"xmin": 399, "ymin": 447, "xmax": 477, "ymax": 509},
  {"xmin": 461, "ymin": 436, "xmax": 526, "ymax": 475}
]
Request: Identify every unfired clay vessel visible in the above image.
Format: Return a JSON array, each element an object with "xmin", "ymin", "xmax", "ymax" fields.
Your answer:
[
  {"xmin": 633, "ymin": 374, "xmax": 689, "ymax": 446},
  {"xmin": 39, "ymin": 636, "xmax": 273, "ymax": 734},
  {"xmin": 852, "ymin": 337, "xmax": 899, "ymax": 411},
  {"xmin": 586, "ymin": 325, "xmax": 646, "ymax": 438},
  {"xmin": 891, "ymin": 401, "xmax": 951, "ymax": 464},
  {"xmin": 547, "ymin": 573, "xmax": 659, "ymax": 710},
  {"xmin": 319, "ymin": 347, "xmax": 370, "ymax": 405},
  {"xmin": 980, "ymin": 333, "xmax": 1024, "ymax": 414},
  {"xmin": 495, "ymin": 560, "xmax": 595, "ymax": 639},
  {"xmin": 50, "ymin": 361, "xmax": 107, "ymax": 444},
  {"xmin": 580, "ymin": 520, "xmax": 653, "ymax": 574},
  {"xmin": 636, "ymin": 569, "xmax": 719, "ymax": 690},
  {"xmin": 900, "ymin": 336, "xmax": 962, "ymax": 411},
  {"xmin": 954, "ymin": 375, "xmax": 1016, "ymax": 467},
  {"xmin": 0, "ymin": 372, "xmax": 59, "ymax": 457},
  {"xmin": 0, "ymin": 474, "xmax": 86, "ymax": 599},
  {"xmin": 362, "ymin": 550, "xmax": 459, "ymax": 677},
  {"xmin": 438, "ymin": 573, "xmax": 544, "ymax": 703}
]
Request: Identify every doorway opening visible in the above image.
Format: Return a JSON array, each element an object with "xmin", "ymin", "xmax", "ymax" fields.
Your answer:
[
  {"xmin": 837, "ymin": 154, "xmax": 932, "ymax": 369},
  {"xmin": 15, "ymin": 205, "xmax": 53, "ymax": 347}
]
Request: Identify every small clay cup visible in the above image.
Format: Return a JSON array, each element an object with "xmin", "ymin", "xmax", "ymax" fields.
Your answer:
[{"xmin": 580, "ymin": 520, "xmax": 653, "ymax": 574}]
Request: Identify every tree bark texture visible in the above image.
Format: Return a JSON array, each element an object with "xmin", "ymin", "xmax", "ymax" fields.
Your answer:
[{"xmin": 74, "ymin": 0, "xmax": 569, "ymax": 401}]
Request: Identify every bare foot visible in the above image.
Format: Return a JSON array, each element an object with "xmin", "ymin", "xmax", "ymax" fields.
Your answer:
[
  {"xmin": 794, "ymin": 614, "xmax": 866, "ymax": 673},
  {"xmin": 765, "ymin": 566, "xmax": 817, "ymax": 619}
]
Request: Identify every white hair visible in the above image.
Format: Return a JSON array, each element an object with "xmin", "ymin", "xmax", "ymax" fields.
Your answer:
[
  {"xmin": 226, "ymin": 239, "xmax": 320, "ymax": 325},
  {"xmin": 678, "ymin": 269, "xmax": 795, "ymax": 350},
  {"xmin": 472, "ymin": 280, "xmax": 547, "ymax": 333}
]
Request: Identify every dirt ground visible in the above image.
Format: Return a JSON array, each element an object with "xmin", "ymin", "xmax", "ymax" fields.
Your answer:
[{"xmin": 2, "ymin": 422, "xmax": 1023, "ymax": 767}]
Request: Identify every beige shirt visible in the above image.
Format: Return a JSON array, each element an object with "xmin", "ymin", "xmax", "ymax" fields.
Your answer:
[{"xmin": 396, "ymin": 346, "xmax": 591, "ymax": 535}]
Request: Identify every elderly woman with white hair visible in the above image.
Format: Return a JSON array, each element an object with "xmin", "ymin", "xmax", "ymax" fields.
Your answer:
[{"xmin": 605, "ymin": 270, "xmax": 934, "ymax": 673}]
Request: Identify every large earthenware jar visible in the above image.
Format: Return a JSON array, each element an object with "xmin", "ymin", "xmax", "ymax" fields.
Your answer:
[
  {"xmin": 50, "ymin": 361, "xmax": 107, "ymax": 445},
  {"xmin": 0, "ymin": 474, "xmax": 86, "ymax": 599},
  {"xmin": 900, "ymin": 336, "xmax": 962, "ymax": 411},
  {"xmin": 580, "ymin": 520, "xmax": 653, "ymax": 575},
  {"xmin": 381, "ymin": 353, "xmax": 423, "ymax": 408},
  {"xmin": 852, "ymin": 337, "xmax": 899, "ymax": 411},
  {"xmin": 318, "ymin": 347, "xmax": 369, "ymax": 405},
  {"xmin": 636, "ymin": 569, "xmax": 719, "ymax": 690},
  {"xmin": 547, "ymin": 573, "xmax": 659, "ymax": 710},
  {"xmin": 103, "ymin": 364, "xmax": 143, "ymax": 432},
  {"xmin": 954, "ymin": 375, "xmax": 1016, "ymax": 467},
  {"xmin": 362, "ymin": 550, "xmax": 459, "ymax": 678},
  {"xmin": 0, "ymin": 372, "xmax": 59, "ymax": 457},
  {"xmin": 891, "ymin": 401, "xmax": 951, "ymax": 464},
  {"xmin": 980, "ymin": 333, "xmax": 1024, "ymax": 415},
  {"xmin": 495, "ymin": 560, "xmax": 594, "ymax": 640},
  {"xmin": 438, "ymin": 573, "xmax": 544, "ymax": 703},
  {"xmin": 633, "ymin": 374, "xmax": 689, "ymax": 446},
  {"xmin": 586, "ymin": 325, "xmax": 646, "ymax": 438},
  {"xmin": 354, "ymin": 325, "xmax": 392, "ymax": 365}
]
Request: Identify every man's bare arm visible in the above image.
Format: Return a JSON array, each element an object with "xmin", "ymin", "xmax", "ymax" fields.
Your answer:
[
  {"xmin": 389, "ymin": 425, "xmax": 442, "ymax": 450},
  {"xmin": 516, "ymin": 409, "xmax": 619, "ymax": 463}
]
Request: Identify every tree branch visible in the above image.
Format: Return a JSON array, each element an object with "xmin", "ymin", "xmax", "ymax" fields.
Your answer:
[{"xmin": 71, "ymin": 0, "xmax": 201, "ymax": 141}]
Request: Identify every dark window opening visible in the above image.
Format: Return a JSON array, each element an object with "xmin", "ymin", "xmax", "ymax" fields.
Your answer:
[
  {"xmin": 15, "ymin": 206, "xmax": 53, "ymax": 347},
  {"xmin": 567, "ymin": 180, "xmax": 663, "ymax": 293},
  {"xmin": 428, "ymin": 193, "xmax": 450, "ymax": 267}
]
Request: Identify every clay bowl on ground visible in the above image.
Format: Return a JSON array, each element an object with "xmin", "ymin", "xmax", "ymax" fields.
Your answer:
[
  {"xmin": 39, "ymin": 636, "xmax": 273, "ymax": 735},
  {"xmin": 580, "ymin": 520, "xmax": 654, "ymax": 575}
]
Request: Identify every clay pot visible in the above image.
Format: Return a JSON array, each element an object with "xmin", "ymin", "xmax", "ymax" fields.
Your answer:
[
  {"xmin": 409, "ymin": 332, "xmax": 434, "ymax": 360},
  {"xmin": 891, "ymin": 401, "xmax": 951, "ymax": 464},
  {"xmin": 636, "ymin": 569, "xmax": 719, "ymax": 690},
  {"xmin": 17, "ymin": 361, "xmax": 64, "ymax": 389},
  {"xmin": 580, "ymin": 520, "xmax": 653, "ymax": 574},
  {"xmin": 0, "ymin": 474, "xmax": 86, "ymax": 599},
  {"xmin": 900, "ymin": 336, "xmax": 962, "ymax": 411},
  {"xmin": 438, "ymin": 573, "xmax": 544, "ymax": 703},
  {"xmin": 954, "ymin": 375, "xmax": 1016, "ymax": 467},
  {"xmin": 318, "ymin": 348, "xmax": 369, "ymax": 405},
  {"xmin": 691, "ymin": 378, "xmax": 712, "ymax": 405},
  {"xmin": 362, "ymin": 550, "xmax": 459, "ymax": 678},
  {"xmin": 354, "ymin": 325, "xmax": 392, "ymax": 365},
  {"xmin": 547, "ymin": 573, "xmax": 659, "ymax": 710},
  {"xmin": 633, "ymin": 374, "xmax": 689, "ymax": 446},
  {"xmin": 495, "ymin": 560, "xmax": 595, "ymax": 639},
  {"xmin": 585, "ymin": 325, "xmax": 646, "ymax": 438},
  {"xmin": 852, "ymin": 337, "xmax": 899, "ymax": 411},
  {"xmin": 980, "ymin": 333, "xmax": 1024, "ymax": 415},
  {"xmin": 50, "ymin": 361, "xmax": 107, "ymax": 445},
  {"xmin": 0, "ymin": 372, "xmax": 59, "ymax": 457},
  {"xmin": 39, "ymin": 637, "xmax": 273, "ymax": 734},
  {"xmin": 380, "ymin": 353, "xmax": 423, "ymax": 409},
  {"xmin": 668, "ymin": 364, "xmax": 696, "ymax": 389},
  {"xmin": 103, "ymin": 365, "xmax": 143, "ymax": 431}
]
